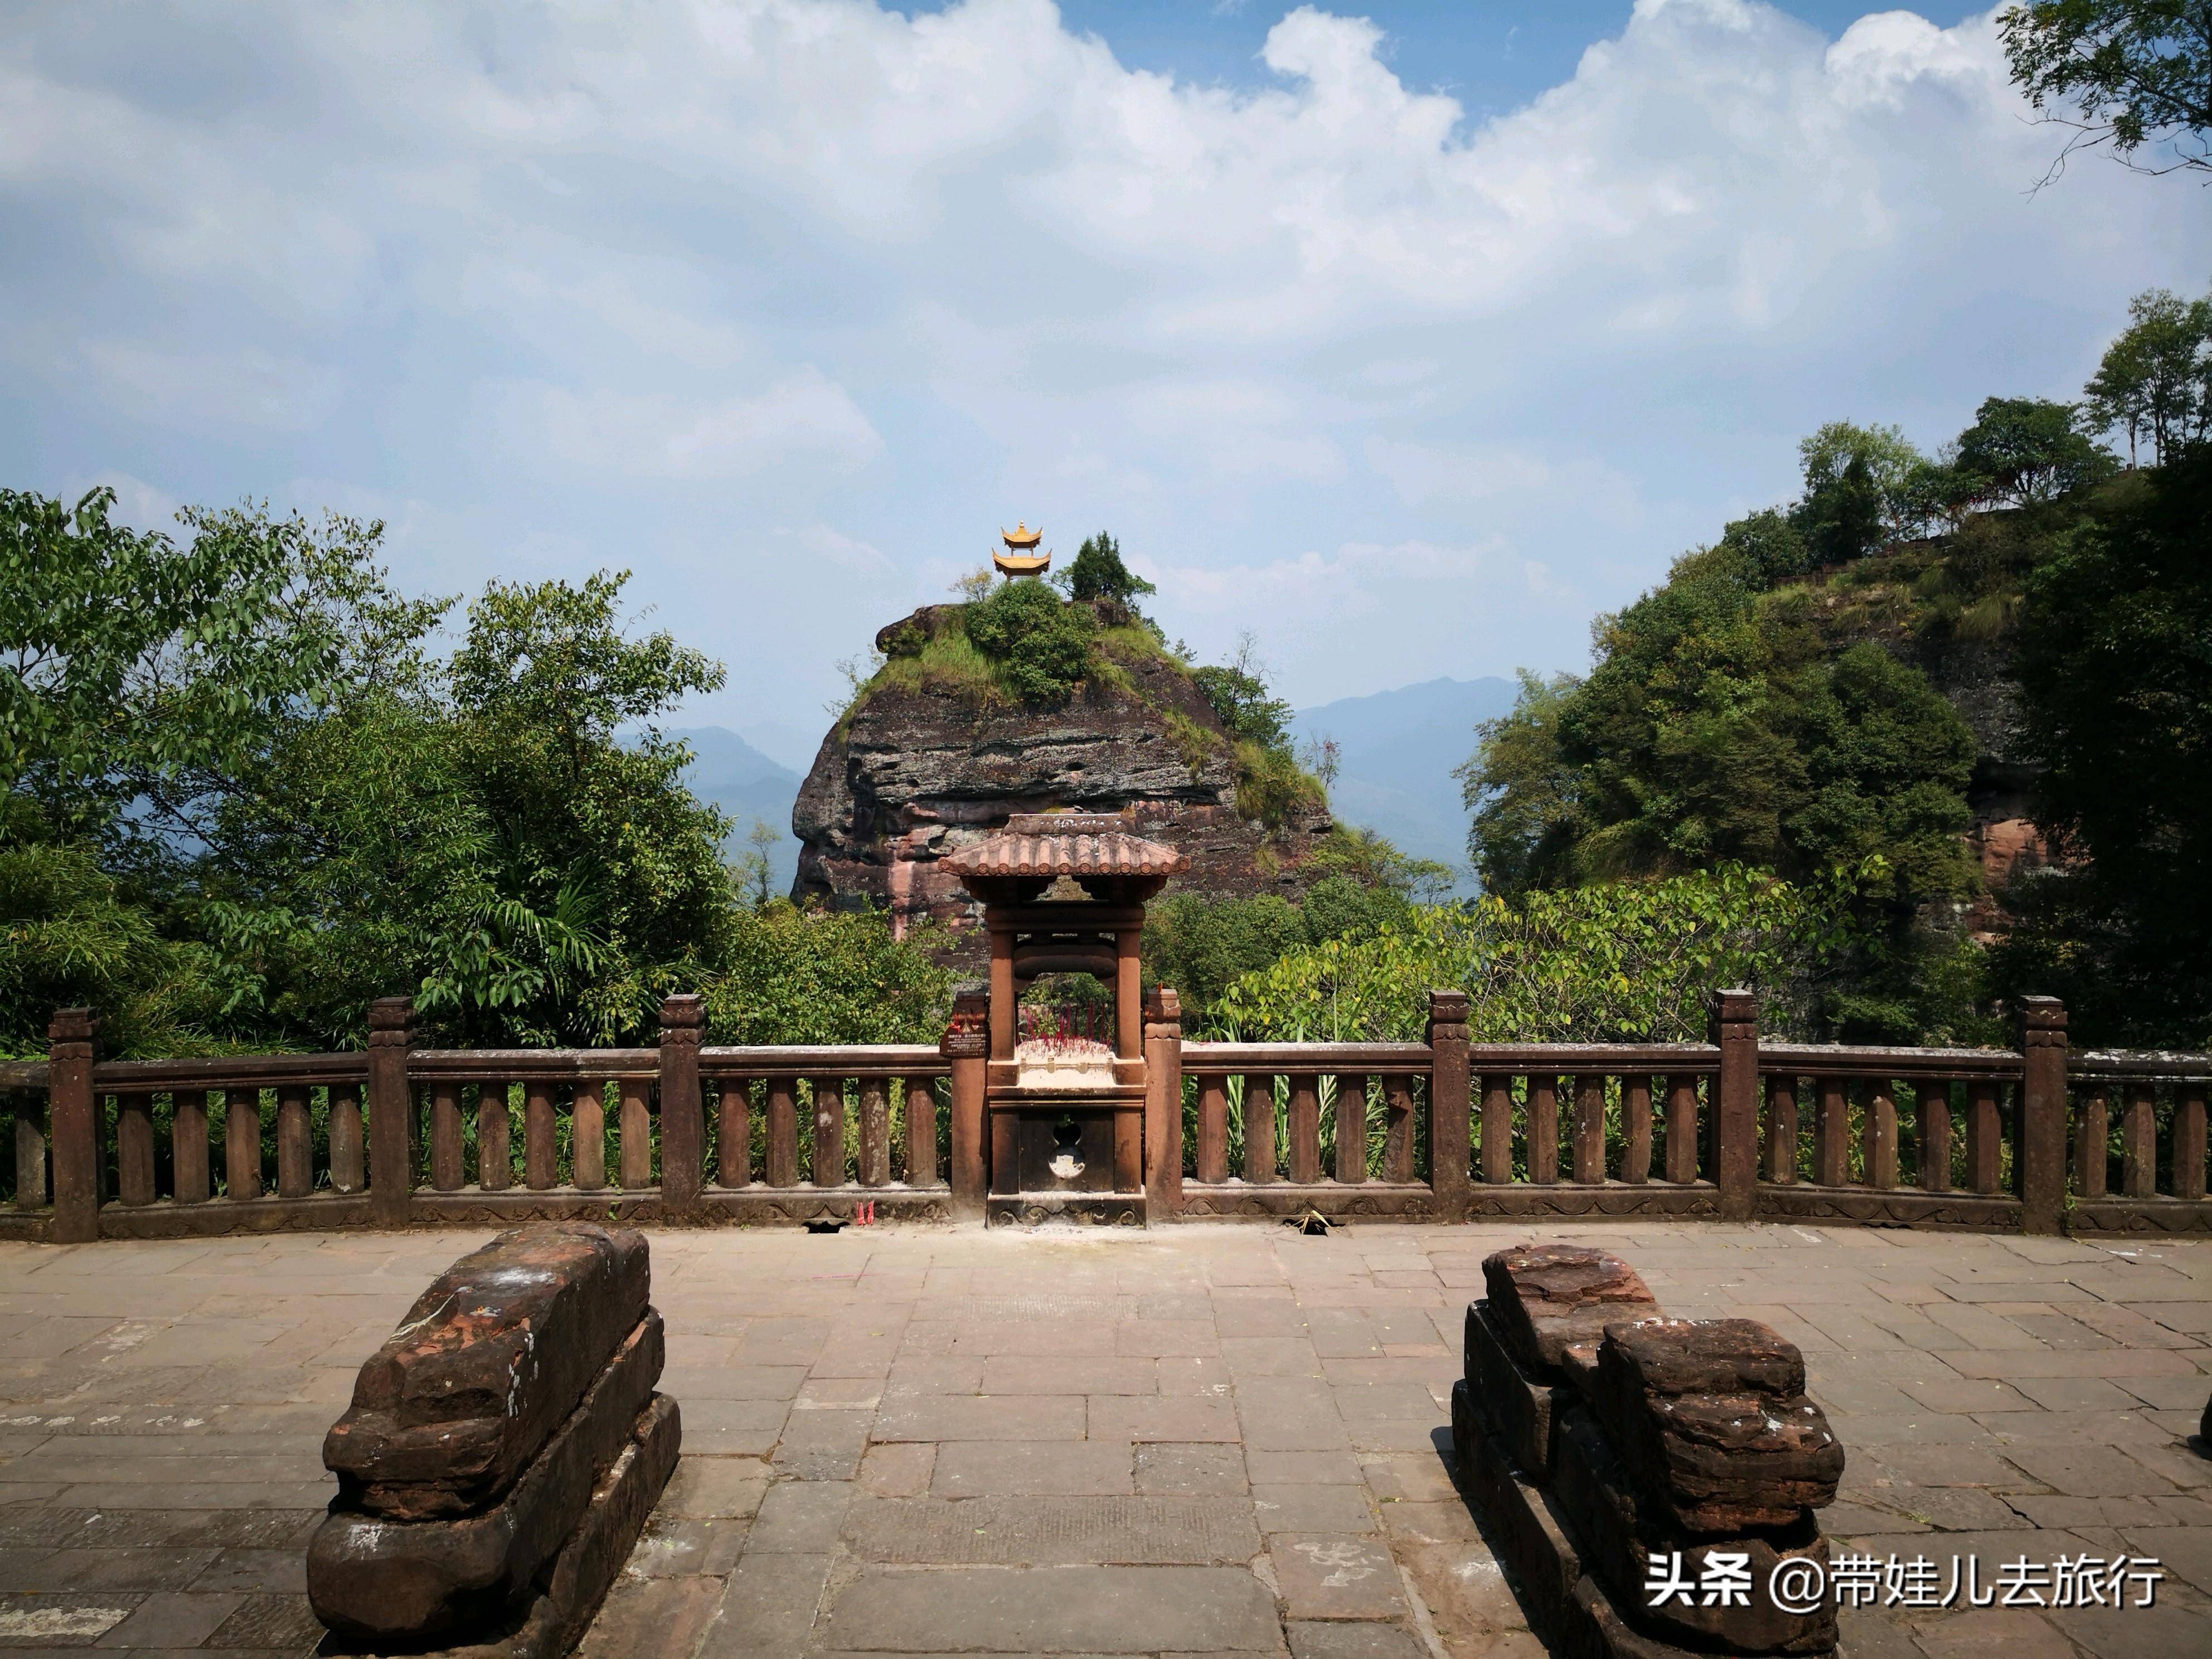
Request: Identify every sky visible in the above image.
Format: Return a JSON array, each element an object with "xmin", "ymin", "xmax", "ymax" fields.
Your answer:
[{"xmin": 4, "ymin": 0, "xmax": 2204, "ymax": 765}]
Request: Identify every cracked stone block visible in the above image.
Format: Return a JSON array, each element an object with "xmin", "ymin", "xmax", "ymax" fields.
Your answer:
[
  {"xmin": 308, "ymin": 1314, "xmax": 664, "ymax": 1641},
  {"xmin": 324, "ymin": 1223, "xmax": 651, "ymax": 1521},
  {"xmin": 1592, "ymin": 1319, "xmax": 1844, "ymax": 1535},
  {"xmin": 1480, "ymin": 1245, "xmax": 1657, "ymax": 1377},
  {"xmin": 1553, "ymin": 1405, "xmax": 1836, "ymax": 1657}
]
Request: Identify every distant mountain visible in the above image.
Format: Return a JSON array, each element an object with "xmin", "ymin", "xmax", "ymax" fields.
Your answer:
[
  {"xmin": 1290, "ymin": 676, "xmax": 1520, "ymax": 891},
  {"xmin": 668, "ymin": 726, "xmax": 804, "ymax": 895}
]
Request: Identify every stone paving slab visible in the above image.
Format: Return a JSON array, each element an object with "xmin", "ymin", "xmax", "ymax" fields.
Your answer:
[{"xmin": 0, "ymin": 1224, "xmax": 2206, "ymax": 1655}]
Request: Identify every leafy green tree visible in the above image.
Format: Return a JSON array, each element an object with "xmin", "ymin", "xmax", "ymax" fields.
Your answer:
[
  {"xmin": 1211, "ymin": 866, "xmax": 1847, "ymax": 1043},
  {"xmin": 1458, "ymin": 670, "xmax": 1584, "ymax": 892},
  {"xmin": 2000, "ymin": 1, "xmax": 2212, "ymax": 180},
  {"xmin": 2001, "ymin": 450, "xmax": 2212, "ymax": 1043},
  {"xmin": 963, "ymin": 579, "xmax": 1097, "ymax": 705},
  {"xmin": 1951, "ymin": 397, "xmax": 2117, "ymax": 506},
  {"xmin": 1192, "ymin": 633, "xmax": 1293, "ymax": 750},
  {"xmin": 1791, "ymin": 422, "xmax": 1924, "ymax": 565},
  {"xmin": 2084, "ymin": 287, "xmax": 2211, "ymax": 464},
  {"xmin": 1054, "ymin": 531, "xmax": 1156, "ymax": 607},
  {"xmin": 702, "ymin": 901, "xmax": 948, "ymax": 1045}
]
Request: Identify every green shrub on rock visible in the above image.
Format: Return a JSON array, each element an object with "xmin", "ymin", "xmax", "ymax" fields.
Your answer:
[{"xmin": 962, "ymin": 579, "xmax": 1097, "ymax": 706}]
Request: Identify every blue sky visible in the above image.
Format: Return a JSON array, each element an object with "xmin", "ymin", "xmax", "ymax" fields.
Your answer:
[{"xmin": 3, "ymin": 2, "xmax": 2204, "ymax": 767}]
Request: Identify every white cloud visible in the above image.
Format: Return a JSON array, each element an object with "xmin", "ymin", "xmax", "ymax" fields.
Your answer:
[
  {"xmin": 492, "ymin": 371, "xmax": 882, "ymax": 479},
  {"xmin": 0, "ymin": 0, "xmax": 2204, "ymax": 729}
]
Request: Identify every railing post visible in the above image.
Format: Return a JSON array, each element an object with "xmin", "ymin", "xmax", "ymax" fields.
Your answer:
[
  {"xmin": 943, "ymin": 986, "xmax": 988, "ymax": 1219},
  {"xmin": 657, "ymin": 995, "xmax": 706, "ymax": 1216},
  {"xmin": 1427, "ymin": 990, "xmax": 1471, "ymax": 1220},
  {"xmin": 2018, "ymin": 996, "xmax": 2068, "ymax": 1236},
  {"xmin": 1144, "ymin": 988, "xmax": 1183, "ymax": 1217},
  {"xmin": 366, "ymin": 997, "xmax": 415, "ymax": 1228},
  {"xmin": 47, "ymin": 1008, "xmax": 101, "ymax": 1243},
  {"xmin": 1710, "ymin": 989, "xmax": 1758, "ymax": 1221}
]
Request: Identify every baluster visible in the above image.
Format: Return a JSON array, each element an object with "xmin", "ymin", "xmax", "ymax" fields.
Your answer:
[
  {"xmin": 2122, "ymin": 1084, "xmax": 2157, "ymax": 1199},
  {"xmin": 1621, "ymin": 1076, "xmax": 1652, "ymax": 1184},
  {"xmin": 811, "ymin": 1076, "xmax": 847, "ymax": 1187},
  {"xmin": 1196, "ymin": 1075, "xmax": 1228, "ymax": 1183},
  {"xmin": 1245, "ymin": 1075, "xmax": 1278, "ymax": 1183},
  {"xmin": 1479, "ymin": 1073, "xmax": 1514, "ymax": 1184},
  {"xmin": 1571, "ymin": 1075, "xmax": 1605, "ymax": 1184},
  {"xmin": 1862, "ymin": 1081, "xmax": 1898, "ymax": 1190},
  {"xmin": 1964, "ymin": 1080, "xmax": 2002, "ymax": 1194},
  {"xmin": 765, "ymin": 1079, "xmax": 798, "ymax": 1187},
  {"xmin": 477, "ymin": 1080, "xmax": 512, "ymax": 1191},
  {"xmin": 1332, "ymin": 1075, "xmax": 1366, "ymax": 1183},
  {"xmin": 1815, "ymin": 1078, "xmax": 1849, "ymax": 1186},
  {"xmin": 524, "ymin": 1080, "xmax": 557, "ymax": 1190},
  {"xmin": 1381, "ymin": 1074, "xmax": 1415, "ymax": 1183},
  {"xmin": 277, "ymin": 1086, "xmax": 312, "ymax": 1199},
  {"xmin": 1760, "ymin": 1075, "xmax": 1797, "ymax": 1184},
  {"xmin": 12, "ymin": 1091, "xmax": 46, "ymax": 1209},
  {"xmin": 574, "ymin": 1080, "xmax": 607, "ymax": 1191},
  {"xmin": 857, "ymin": 1079, "xmax": 890, "ymax": 1187},
  {"xmin": 117, "ymin": 1093, "xmax": 156, "ymax": 1206},
  {"xmin": 1528, "ymin": 1075, "xmax": 1559, "ymax": 1185},
  {"xmin": 2175, "ymin": 1082, "xmax": 2206, "ymax": 1202},
  {"xmin": 225, "ymin": 1087, "xmax": 261, "ymax": 1201},
  {"xmin": 329, "ymin": 1083, "xmax": 363, "ymax": 1194},
  {"xmin": 905, "ymin": 1080, "xmax": 937, "ymax": 1185},
  {"xmin": 174, "ymin": 1090, "xmax": 210, "ymax": 1204},
  {"xmin": 1287, "ymin": 1076, "xmax": 1321, "ymax": 1183},
  {"xmin": 1917, "ymin": 1079, "xmax": 1952, "ymax": 1193},
  {"xmin": 429, "ymin": 1083, "xmax": 464, "ymax": 1190},
  {"xmin": 2073, "ymin": 1085, "xmax": 2109, "ymax": 1199},
  {"xmin": 714, "ymin": 1078, "xmax": 748, "ymax": 1189},
  {"xmin": 1664, "ymin": 1075, "xmax": 1699, "ymax": 1184},
  {"xmin": 620, "ymin": 1078, "xmax": 652, "ymax": 1187}
]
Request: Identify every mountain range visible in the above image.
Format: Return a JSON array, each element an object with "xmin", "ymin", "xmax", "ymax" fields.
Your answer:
[{"xmin": 672, "ymin": 673, "xmax": 1516, "ymax": 900}]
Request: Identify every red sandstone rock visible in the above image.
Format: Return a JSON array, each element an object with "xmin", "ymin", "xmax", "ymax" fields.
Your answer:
[
  {"xmin": 1593, "ymin": 1320, "xmax": 1843, "ymax": 1534},
  {"xmin": 1481, "ymin": 1244, "xmax": 1658, "ymax": 1375},
  {"xmin": 309, "ymin": 1311, "xmax": 664, "ymax": 1639},
  {"xmin": 1553, "ymin": 1404, "xmax": 1837, "ymax": 1656},
  {"xmin": 323, "ymin": 1222, "xmax": 649, "ymax": 1520}
]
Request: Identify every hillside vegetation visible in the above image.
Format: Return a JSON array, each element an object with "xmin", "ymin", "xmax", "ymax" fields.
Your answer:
[{"xmin": 1458, "ymin": 284, "xmax": 2212, "ymax": 1047}]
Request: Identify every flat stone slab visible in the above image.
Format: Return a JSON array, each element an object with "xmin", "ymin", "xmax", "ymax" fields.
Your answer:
[
  {"xmin": 844, "ymin": 1493, "xmax": 1259, "ymax": 1564},
  {"xmin": 821, "ymin": 1565, "xmax": 1282, "ymax": 1652}
]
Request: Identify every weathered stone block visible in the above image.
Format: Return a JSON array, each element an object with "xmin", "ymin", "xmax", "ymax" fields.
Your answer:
[
  {"xmin": 1553, "ymin": 1406, "xmax": 1835, "ymax": 1657},
  {"xmin": 324, "ymin": 1223, "xmax": 649, "ymax": 1520},
  {"xmin": 1463, "ymin": 1299, "xmax": 1569, "ymax": 1477},
  {"xmin": 323, "ymin": 1394, "xmax": 682, "ymax": 1659},
  {"xmin": 1481, "ymin": 1244, "xmax": 1657, "ymax": 1376},
  {"xmin": 1592, "ymin": 1319, "xmax": 1842, "ymax": 1534},
  {"xmin": 1597, "ymin": 1318, "xmax": 1805, "ymax": 1400},
  {"xmin": 309, "ymin": 1311, "xmax": 663, "ymax": 1641}
]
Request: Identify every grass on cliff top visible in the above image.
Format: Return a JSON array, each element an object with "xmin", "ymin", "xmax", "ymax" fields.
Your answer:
[{"xmin": 843, "ymin": 609, "xmax": 1196, "ymax": 719}]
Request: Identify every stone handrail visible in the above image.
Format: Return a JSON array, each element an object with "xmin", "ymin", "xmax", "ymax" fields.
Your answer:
[{"xmin": 2, "ymin": 990, "xmax": 2205, "ymax": 1240}]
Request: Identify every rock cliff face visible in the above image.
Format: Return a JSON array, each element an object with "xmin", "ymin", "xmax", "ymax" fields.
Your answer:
[{"xmin": 792, "ymin": 614, "xmax": 1330, "ymax": 945}]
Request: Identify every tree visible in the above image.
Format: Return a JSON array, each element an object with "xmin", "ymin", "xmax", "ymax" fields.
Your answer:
[
  {"xmin": 1192, "ymin": 633, "xmax": 1293, "ymax": 750},
  {"xmin": 2005, "ymin": 450, "xmax": 2212, "ymax": 1043},
  {"xmin": 1791, "ymin": 422, "xmax": 1927, "ymax": 565},
  {"xmin": 1054, "ymin": 531, "xmax": 1156, "ymax": 607},
  {"xmin": 962, "ymin": 578, "xmax": 1097, "ymax": 705},
  {"xmin": 735, "ymin": 818, "xmax": 782, "ymax": 908},
  {"xmin": 2084, "ymin": 287, "xmax": 2211, "ymax": 464},
  {"xmin": 1950, "ymin": 396, "xmax": 2117, "ymax": 506},
  {"xmin": 1458, "ymin": 670, "xmax": 1584, "ymax": 893},
  {"xmin": 2000, "ymin": 1, "xmax": 2212, "ymax": 180}
]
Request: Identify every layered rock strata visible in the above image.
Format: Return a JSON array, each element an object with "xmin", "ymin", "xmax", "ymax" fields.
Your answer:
[
  {"xmin": 793, "ymin": 607, "xmax": 1331, "ymax": 947},
  {"xmin": 1452, "ymin": 1242, "xmax": 1845, "ymax": 1659},
  {"xmin": 308, "ymin": 1224, "xmax": 680, "ymax": 1657}
]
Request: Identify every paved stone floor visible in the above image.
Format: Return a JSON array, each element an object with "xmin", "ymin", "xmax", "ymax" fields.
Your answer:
[{"xmin": 0, "ymin": 1223, "xmax": 2206, "ymax": 1658}]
